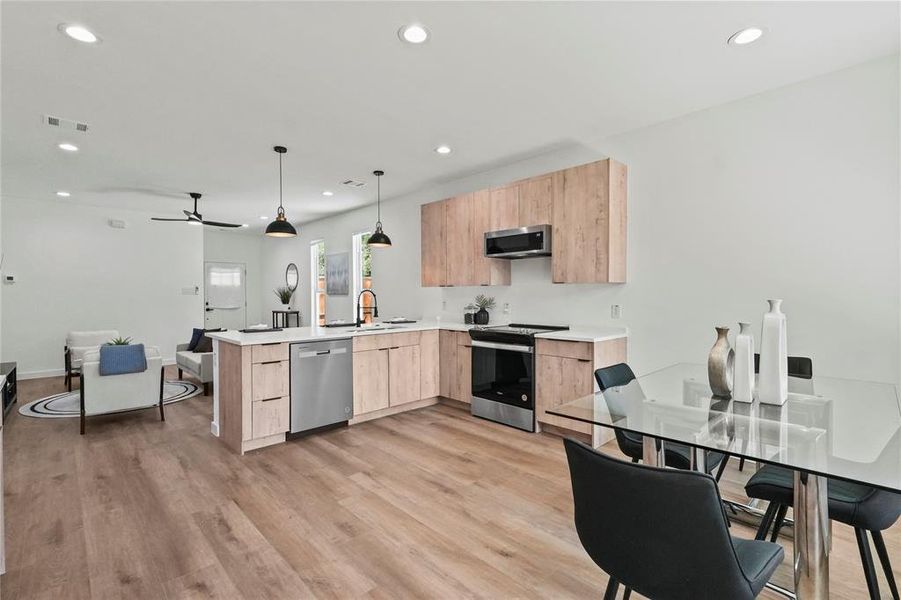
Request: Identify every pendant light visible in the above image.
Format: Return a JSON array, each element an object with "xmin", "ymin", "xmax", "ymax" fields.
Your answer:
[
  {"xmin": 367, "ymin": 170, "xmax": 392, "ymax": 247},
  {"xmin": 265, "ymin": 145, "xmax": 297, "ymax": 238}
]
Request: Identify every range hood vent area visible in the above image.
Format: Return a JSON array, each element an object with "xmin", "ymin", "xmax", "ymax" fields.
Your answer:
[{"xmin": 484, "ymin": 225, "xmax": 551, "ymax": 259}]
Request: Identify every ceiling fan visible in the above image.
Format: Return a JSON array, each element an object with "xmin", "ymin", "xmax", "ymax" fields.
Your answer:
[{"xmin": 150, "ymin": 192, "xmax": 242, "ymax": 228}]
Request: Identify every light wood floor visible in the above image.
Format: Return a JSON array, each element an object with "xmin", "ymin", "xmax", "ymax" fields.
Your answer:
[{"xmin": 2, "ymin": 368, "xmax": 897, "ymax": 599}]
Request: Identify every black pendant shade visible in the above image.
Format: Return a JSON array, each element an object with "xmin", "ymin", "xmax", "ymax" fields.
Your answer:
[
  {"xmin": 265, "ymin": 146, "xmax": 297, "ymax": 238},
  {"xmin": 367, "ymin": 170, "xmax": 391, "ymax": 248}
]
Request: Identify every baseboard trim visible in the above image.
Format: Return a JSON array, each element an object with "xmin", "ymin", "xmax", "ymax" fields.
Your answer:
[{"xmin": 349, "ymin": 397, "xmax": 439, "ymax": 425}]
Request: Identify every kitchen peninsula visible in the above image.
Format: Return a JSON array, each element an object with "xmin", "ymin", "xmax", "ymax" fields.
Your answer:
[{"xmin": 208, "ymin": 322, "xmax": 628, "ymax": 454}]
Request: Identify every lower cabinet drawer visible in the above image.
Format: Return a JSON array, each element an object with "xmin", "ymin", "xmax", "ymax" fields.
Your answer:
[
  {"xmin": 252, "ymin": 396, "xmax": 289, "ymax": 438},
  {"xmin": 252, "ymin": 361, "xmax": 289, "ymax": 401}
]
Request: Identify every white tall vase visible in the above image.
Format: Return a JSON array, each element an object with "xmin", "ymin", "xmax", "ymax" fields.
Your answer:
[
  {"xmin": 733, "ymin": 322, "xmax": 755, "ymax": 403},
  {"xmin": 758, "ymin": 299, "xmax": 788, "ymax": 405}
]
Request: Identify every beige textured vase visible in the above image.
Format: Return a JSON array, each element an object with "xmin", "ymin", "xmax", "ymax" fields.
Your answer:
[{"xmin": 708, "ymin": 326, "xmax": 734, "ymax": 398}]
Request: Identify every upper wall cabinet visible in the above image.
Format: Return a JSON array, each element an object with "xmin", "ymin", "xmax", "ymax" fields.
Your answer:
[
  {"xmin": 420, "ymin": 158, "xmax": 626, "ymax": 286},
  {"xmin": 552, "ymin": 159, "xmax": 627, "ymax": 284},
  {"xmin": 421, "ymin": 192, "xmax": 511, "ymax": 287}
]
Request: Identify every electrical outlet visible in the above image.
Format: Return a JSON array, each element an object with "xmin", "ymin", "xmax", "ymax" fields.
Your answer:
[
  {"xmin": 611, "ymin": 304, "xmax": 622, "ymax": 319},
  {"xmin": 503, "ymin": 302, "xmax": 511, "ymax": 314}
]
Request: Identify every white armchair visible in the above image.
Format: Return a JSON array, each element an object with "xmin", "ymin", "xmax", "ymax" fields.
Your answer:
[
  {"xmin": 65, "ymin": 330, "xmax": 120, "ymax": 391},
  {"xmin": 79, "ymin": 346, "xmax": 164, "ymax": 434}
]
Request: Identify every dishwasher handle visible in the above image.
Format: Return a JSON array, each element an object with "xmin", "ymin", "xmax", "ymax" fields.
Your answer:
[{"xmin": 295, "ymin": 346, "xmax": 348, "ymax": 359}]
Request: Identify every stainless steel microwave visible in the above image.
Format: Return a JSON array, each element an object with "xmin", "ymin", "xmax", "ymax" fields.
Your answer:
[{"xmin": 484, "ymin": 225, "xmax": 551, "ymax": 259}]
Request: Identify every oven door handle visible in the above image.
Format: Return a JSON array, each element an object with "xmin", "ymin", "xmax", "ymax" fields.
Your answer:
[{"xmin": 470, "ymin": 340, "xmax": 533, "ymax": 354}]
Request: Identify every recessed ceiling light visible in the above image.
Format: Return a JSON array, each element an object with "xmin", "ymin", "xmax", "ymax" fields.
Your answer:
[
  {"xmin": 59, "ymin": 24, "xmax": 100, "ymax": 44},
  {"xmin": 398, "ymin": 24, "xmax": 429, "ymax": 44},
  {"xmin": 259, "ymin": 215, "xmax": 268, "ymax": 220},
  {"xmin": 322, "ymin": 190, "xmax": 334, "ymax": 197},
  {"xmin": 727, "ymin": 27, "xmax": 763, "ymax": 46},
  {"xmin": 56, "ymin": 191, "xmax": 71, "ymax": 197},
  {"xmin": 435, "ymin": 145, "xmax": 452, "ymax": 155},
  {"xmin": 58, "ymin": 142, "xmax": 79, "ymax": 152}
]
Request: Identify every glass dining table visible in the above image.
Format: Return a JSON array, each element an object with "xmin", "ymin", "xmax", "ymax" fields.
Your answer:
[{"xmin": 547, "ymin": 363, "xmax": 901, "ymax": 600}]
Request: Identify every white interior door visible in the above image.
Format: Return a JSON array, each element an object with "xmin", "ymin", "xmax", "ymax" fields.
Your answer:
[{"xmin": 204, "ymin": 261, "xmax": 246, "ymax": 330}]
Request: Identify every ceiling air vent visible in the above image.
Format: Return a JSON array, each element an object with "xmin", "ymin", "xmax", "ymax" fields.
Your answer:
[
  {"xmin": 42, "ymin": 114, "xmax": 89, "ymax": 133},
  {"xmin": 341, "ymin": 179, "xmax": 366, "ymax": 188}
]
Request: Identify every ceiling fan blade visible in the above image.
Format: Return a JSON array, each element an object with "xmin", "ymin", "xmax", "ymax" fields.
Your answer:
[
  {"xmin": 202, "ymin": 220, "xmax": 243, "ymax": 228},
  {"xmin": 183, "ymin": 210, "xmax": 202, "ymax": 221},
  {"xmin": 151, "ymin": 217, "xmax": 192, "ymax": 222}
]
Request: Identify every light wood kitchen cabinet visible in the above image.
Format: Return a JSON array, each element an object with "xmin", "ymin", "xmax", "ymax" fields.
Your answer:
[
  {"xmin": 489, "ymin": 184, "xmax": 520, "ymax": 230},
  {"xmin": 439, "ymin": 330, "xmax": 457, "ymax": 399},
  {"xmin": 353, "ymin": 348, "xmax": 390, "ymax": 414},
  {"xmin": 535, "ymin": 337, "xmax": 627, "ymax": 436},
  {"xmin": 389, "ymin": 345, "xmax": 421, "ymax": 406},
  {"xmin": 420, "ymin": 200, "xmax": 447, "ymax": 287},
  {"xmin": 552, "ymin": 159, "xmax": 627, "ymax": 283},
  {"xmin": 420, "ymin": 330, "xmax": 440, "ymax": 399},
  {"xmin": 518, "ymin": 174, "xmax": 554, "ymax": 226},
  {"xmin": 445, "ymin": 194, "xmax": 474, "ymax": 286},
  {"xmin": 218, "ymin": 342, "xmax": 291, "ymax": 455}
]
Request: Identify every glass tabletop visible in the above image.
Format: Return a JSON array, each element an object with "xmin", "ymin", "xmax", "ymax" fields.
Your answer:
[{"xmin": 548, "ymin": 363, "xmax": 901, "ymax": 492}]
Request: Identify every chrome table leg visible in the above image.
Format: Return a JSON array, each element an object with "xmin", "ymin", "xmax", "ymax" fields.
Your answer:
[
  {"xmin": 642, "ymin": 435, "xmax": 664, "ymax": 467},
  {"xmin": 794, "ymin": 471, "xmax": 830, "ymax": 599}
]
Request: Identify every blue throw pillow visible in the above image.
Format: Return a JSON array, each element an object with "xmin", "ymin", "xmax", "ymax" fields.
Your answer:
[
  {"xmin": 187, "ymin": 328, "xmax": 205, "ymax": 351},
  {"xmin": 99, "ymin": 344, "xmax": 147, "ymax": 376}
]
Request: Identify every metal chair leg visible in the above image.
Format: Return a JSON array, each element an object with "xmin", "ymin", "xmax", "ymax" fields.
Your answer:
[
  {"xmin": 855, "ymin": 528, "xmax": 881, "ymax": 600},
  {"xmin": 770, "ymin": 504, "xmax": 788, "ymax": 542},
  {"xmin": 630, "ymin": 457, "xmax": 640, "ymax": 464},
  {"xmin": 871, "ymin": 530, "xmax": 900, "ymax": 600},
  {"xmin": 755, "ymin": 503, "xmax": 778, "ymax": 540},
  {"xmin": 738, "ymin": 457, "xmax": 746, "ymax": 471},
  {"xmin": 714, "ymin": 456, "xmax": 728, "ymax": 482},
  {"xmin": 603, "ymin": 577, "xmax": 620, "ymax": 600},
  {"xmin": 622, "ymin": 588, "xmax": 632, "ymax": 600}
]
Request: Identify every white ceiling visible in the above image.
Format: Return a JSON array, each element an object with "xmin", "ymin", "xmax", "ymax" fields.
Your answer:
[{"xmin": 2, "ymin": 1, "xmax": 898, "ymax": 230}]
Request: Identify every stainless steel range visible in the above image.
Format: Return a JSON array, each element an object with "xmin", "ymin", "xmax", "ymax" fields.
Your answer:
[{"xmin": 469, "ymin": 323, "xmax": 568, "ymax": 432}]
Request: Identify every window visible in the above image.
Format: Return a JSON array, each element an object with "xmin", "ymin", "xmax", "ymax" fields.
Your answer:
[
  {"xmin": 310, "ymin": 240, "xmax": 326, "ymax": 326},
  {"xmin": 352, "ymin": 232, "xmax": 373, "ymax": 323}
]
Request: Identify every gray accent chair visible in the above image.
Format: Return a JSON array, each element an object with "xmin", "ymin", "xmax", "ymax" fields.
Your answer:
[{"xmin": 175, "ymin": 343, "xmax": 213, "ymax": 394}]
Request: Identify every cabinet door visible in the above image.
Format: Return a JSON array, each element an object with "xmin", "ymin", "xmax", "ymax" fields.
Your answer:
[
  {"xmin": 439, "ymin": 330, "xmax": 457, "ymax": 399},
  {"xmin": 489, "ymin": 185, "xmax": 520, "ymax": 230},
  {"xmin": 473, "ymin": 189, "xmax": 510, "ymax": 286},
  {"xmin": 421, "ymin": 200, "xmax": 447, "ymax": 287},
  {"xmin": 419, "ymin": 331, "xmax": 440, "ymax": 399},
  {"xmin": 389, "ymin": 345, "xmax": 421, "ymax": 406},
  {"xmin": 535, "ymin": 355, "xmax": 593, "ymax": 434},
  {"xmin": 445, "ymin": 194, "xmax": 474, "ymax": 286},
  {"xmin": 518, "ymin": 174, "xmax": 553, "ymax": 227},
  {"xmin": 452, "ymin": 332, "xmax": 472, "ymax": 403},
  {"xmin": 353, "ymin": 349, "xmax": 389, "ymax": 414}
]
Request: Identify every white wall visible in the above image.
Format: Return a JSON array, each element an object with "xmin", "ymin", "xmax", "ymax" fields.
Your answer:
[
  {"xmin": 1, "ymin": 198, "xmax": 204, "ymax": 376},
  {"xmin": 260, "ymin": 56, "xmax": 899, "ymax": 383},
  {"xmin": 203, "ymin": 229, "xmax": 265, "ymax": 326}
]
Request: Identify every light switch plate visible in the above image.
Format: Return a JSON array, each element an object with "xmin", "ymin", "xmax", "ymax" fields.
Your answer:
[{"xmin": 611, "ymin": 304, "xmax": 622, "ymax": 319}]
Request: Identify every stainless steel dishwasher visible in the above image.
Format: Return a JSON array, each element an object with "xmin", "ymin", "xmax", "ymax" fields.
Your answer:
[{"xmin": 289, "ymin": 338, "xmax": 353, "ymax": 434}]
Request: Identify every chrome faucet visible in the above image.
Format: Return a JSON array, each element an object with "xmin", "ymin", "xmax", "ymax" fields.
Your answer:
[{"xmin": 355, "ymin": 289, "xmax": 379, "ymax": 327}]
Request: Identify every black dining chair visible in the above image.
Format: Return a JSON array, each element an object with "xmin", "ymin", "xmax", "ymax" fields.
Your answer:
[
  {"xmin": 564, "ymin": 438, "xmax": 784, "ymax": 600},
  {"xmin": 594, "ymin": 363, "xmax": 728, "ymax": 481},
  {"xmin": 747, "ymin": 468, "xmax": 901, "ymax": 599}
]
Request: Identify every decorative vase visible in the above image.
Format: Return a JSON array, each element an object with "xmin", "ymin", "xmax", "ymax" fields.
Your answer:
[
  {"xmin": 282, "ymin": 303, "xmax": 291, "ymax": 310},
  {"xmin": 733, "ymin": 322, "xmax": 755, "ymax": 403},
  {"xmin": 464, "ymin": 312, "xmax": 473, "ymax": 325},
  {"xmin": 474, "ymin": 308, "xmax": 489, "ymax": 325},
  {"xmin": 707, "ymin": 326, "xmax": 734, "ymax": 398},
  {"xmin": 758, "ymin": 299, "xmax": 788, "ymax": 405}
]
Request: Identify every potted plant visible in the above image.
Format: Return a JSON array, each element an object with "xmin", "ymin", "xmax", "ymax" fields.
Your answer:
[
  {"xmin": 473, "ymin": 294, "xmax": 496, "ymax": 325},
  {"xmin": 274, "ymin": 286, "xmax": 294, "ymax": 309},
  {"xmin": 107, "ymin": 336, "xmax": 133, "ymax": 345},
  {"xmin": 463, "ymin": 303, "xmax": 477, "ymax": 324}
]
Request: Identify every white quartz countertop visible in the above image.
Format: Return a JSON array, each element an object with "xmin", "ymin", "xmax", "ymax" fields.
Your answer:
[{"xmin": 207, "ymin": 321, "xmax": 627, "ymax": 347}]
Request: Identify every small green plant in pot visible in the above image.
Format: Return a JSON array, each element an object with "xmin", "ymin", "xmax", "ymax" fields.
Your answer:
[
  {"xmin": 107, "ymin": 336, "xmax": 133, "ymax": 345},
  {"xmin": 463, "ymin": 303, "xmax": 477, "ymax": 325},
  {"xmin": 274, "ymin": 286, "xmax": 294, "ymax": 308},
  {"xmin": 473, "ymin": 294, "xmax": 496, "ymax": 325}
]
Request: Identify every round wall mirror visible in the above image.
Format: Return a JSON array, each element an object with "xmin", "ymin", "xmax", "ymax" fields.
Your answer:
[{"xmin": 285, "ymin": 263, "xmax": 299, "ymax": 291}]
